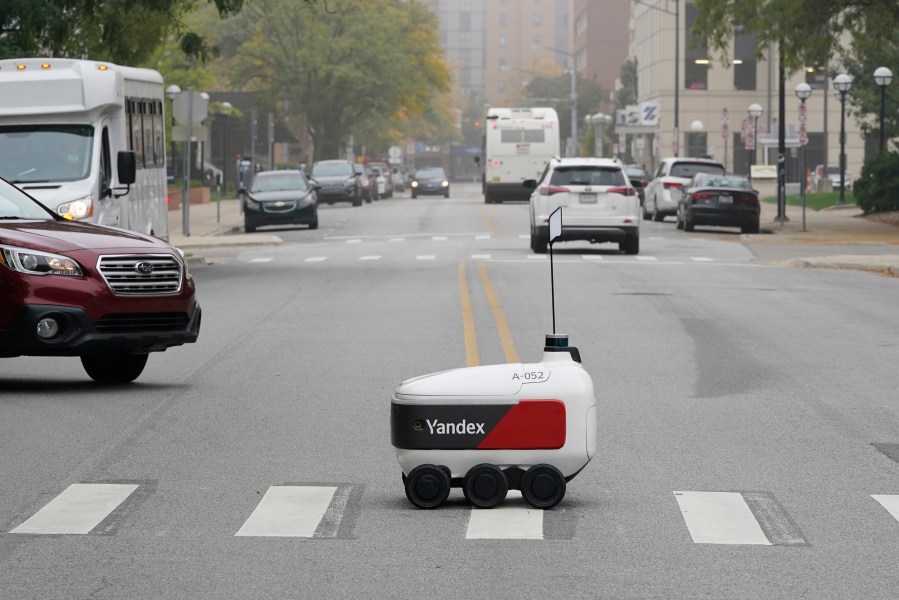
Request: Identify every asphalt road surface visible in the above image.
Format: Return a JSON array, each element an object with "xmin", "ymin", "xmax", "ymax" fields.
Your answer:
[{"xmin": 2, "ymin": 183, "xmax": 899, "ymax": 599}]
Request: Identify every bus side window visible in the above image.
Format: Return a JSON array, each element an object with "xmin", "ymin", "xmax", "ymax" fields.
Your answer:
[{"xmin": 101, "ymin": 127, "xmax": 112, "ymax": 196}]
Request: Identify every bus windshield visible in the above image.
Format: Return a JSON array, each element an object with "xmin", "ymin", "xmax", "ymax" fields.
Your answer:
[{"xmin": 0, "ymin": 125, "xmax": 94, "ymax": 184}]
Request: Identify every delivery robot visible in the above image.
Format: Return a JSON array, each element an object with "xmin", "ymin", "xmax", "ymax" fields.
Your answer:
[{"xmin": 391, "ymin": 332, "xmax": 596, "ymax": 509}]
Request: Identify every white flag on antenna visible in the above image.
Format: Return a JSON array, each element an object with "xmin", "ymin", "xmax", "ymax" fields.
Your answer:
[{"xmin": 549, "ymin": 207, "xmax": 562, "ymax": 243}]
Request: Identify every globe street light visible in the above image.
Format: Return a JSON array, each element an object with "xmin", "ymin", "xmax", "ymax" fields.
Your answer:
[
  {"xmin": 795, "ymin": 83, "xmax": 812, "ymax": 231},
  {"xmin": 748, "ymin": 103, "xmax": 763, "ymax": 182},
  {"xmin": 833, "ymin": 73, "xmax": 852, "ymax": 205},
  {"xmin": 874, "ymin": 66, "xmax": 893, "ymax": 153}
]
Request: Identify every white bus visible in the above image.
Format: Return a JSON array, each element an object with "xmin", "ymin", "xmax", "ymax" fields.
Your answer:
[
  {"xmin": 0, "ymin": 58, "xmax": 168, "ymax": 239},
  {"xmin": 483, "ymin": 107, "xmax": 560, "ymax": 204}
]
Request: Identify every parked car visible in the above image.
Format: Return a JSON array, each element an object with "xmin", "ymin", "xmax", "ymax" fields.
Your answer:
[
  {"xmin": 0, "ymin": 176, "xmax": 201, "ymax": 383},
  {"xmin": 624, "ymin": 165, "xmax": 652, "ymax": 207},
  {"xmin": 391, "ymin": 165, "xmax": 407, "ymax": 192},
  {"xmin": 368, "ymin": 166, "xmax": 387, "ymax": 200},
  {"xmin": 364, "ymin": 160, "xmax": 393, "ymax": 198},
  {"xmin": 525, "ymin": 157, "xmax": 640, "ymax": 254},
  {"xmin": 241, "ymin": 169, "xmax": 319, "ymax": 233},
  {"xmin": 674, "ymin": 173, "xmax": 760, "ymax": 234},
  {"xmin": 310, "ymin": 159, "xmax": 362, "ymax": 206},
  {"xmin": 354, "ymin": 163, "xmax": 374, "ymax": 203},
  {"xmin": 643, "ymin": 157, "xmax": 726, "ymax": 222},
  {"xmin": 410, "ymin": 167, "xmax": 450, "ymax": 198},
  {"xmin": 812, "ymin": 164, "xmax": 852, "ymax": 191}
]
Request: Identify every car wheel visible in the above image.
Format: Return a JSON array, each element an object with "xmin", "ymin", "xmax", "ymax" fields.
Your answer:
[
  {"xmin": 244, "ymin": 220, "xmax": 256, "ymax": 233},
  {"xmin": 444, "ymin": 191, "xmax": 450, "ymax": 198},
  {"xmin": 352, "ymin": 195, "xmax": 362, "ymax": 207},
  {"xmin": 643, "ymin": 197, "xmax": 653, "ymax": 220},
  {"xmin": 676, "ymin": 208, "xmax": 684, "ymax": 229},
  {"xmin": 684, "ymin": 212, "xmax": 695, "ymax": 232},
  {"xmin": 652, "ymin": 202, "xmax": 664, "ymax": 222},
  {"xmin": 485, "ymin": 193, "xmax": 494, "ymax": 204},
  {"xmin": 308, "ymin": 212, "xmax": 319, "ymax": 230},
  {"xmin": 81, "ymin": 353, "xmax": 149, "ymax": 384},
  {"xmin": 620, "ymin": 234, "xmax": 639, "ymax": 255},
  {"xmin": 530, "ymin": 228, "xmax": 548, "ymax": 254},
  {"xmin": 742, "ymin": 221, "xmax": 760, "ymax": 234}
]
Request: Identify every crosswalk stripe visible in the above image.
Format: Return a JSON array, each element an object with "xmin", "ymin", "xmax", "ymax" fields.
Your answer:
[
  {"xmin": 471, "ymin": 254, "xmax": 491, "ymax": 260},
  {"xmin": 389, "ymin": 238, "xmax": 405, "ymax": 242},
  {"xmin": 359, "ymin": 255, "xmax": 381, "ymax": 261},
  {"xmin": 249, "ymin": 257, "xmax": 273, "ymax": 263},
  {"xmin": 518, "ymin": 235, "xmax": 529, "ymax": 239},
  {"xmin": 582, "ymin": 255, "xmax": 603, "ymax": 261},
  {"xmin": 872, "ymin": 495, "xmax": 899, "ymax": 522},
  {"xmin": 235, "ymin": 486, "xmax": 337, "ymax": 537},
  {"xmin": 416, "ymin": 255, "xmax": 436, "ymax": 261},
  {"xmin": 674, "ymin": 491, "xmax": 770, "ymax": 545},
  {"xmin": 11, "ymin": 483, "xmax": 139, "ymax": 535},
  {"xmin": 432, "ymin": 236, "xmax": 448, "ymax": 241},
  {"xmin": 475, "ymin": 235, "xmax": 491, "ymax": 240},
  {"xmin": 691, "ymin": 257, "xmax": 714, "ymax": 262},
  {"xmin": 636, "ymin": 256, "xmax": 659, "ymax": 261},
  {"xmin": 345, "ymin": 239, "xmax": 362, "ymax": 244},
  {"xmin": 527, "ymin": 255, "xmax": 547, "ymax": 260},
  {"xmin": 465, "ymin": 491, "xmax": 543, "ymax": 539},
  {"xmin": 304, "ymin": 257, "xmax": 328, "ymax": 262}
]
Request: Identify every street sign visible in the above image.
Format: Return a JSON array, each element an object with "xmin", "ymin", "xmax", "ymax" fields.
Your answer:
[
  {"xmin": 721, "ymin": 108, "xmax": 729, "ymax": 140},
  {"xmin": 799, "ymin": 123, "xmax": 808, "ymax": 146},
  {"xmin": 172, "ymin": 91, "xmax": 208, "ymax": 125}
]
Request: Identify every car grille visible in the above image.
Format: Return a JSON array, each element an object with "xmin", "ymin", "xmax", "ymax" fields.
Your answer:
[
  {"xmin": 264, "ymin": 201, "xmax": 297, "ymax": 213},
  {"xmin": 97, "ymin": 254, "xmax": 183, "ymax": 295},
  {"xmin": 95, "ymin": 312, "xmax": 189, "ymax": 333}
]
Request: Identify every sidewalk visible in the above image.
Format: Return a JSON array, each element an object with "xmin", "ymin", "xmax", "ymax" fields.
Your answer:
[{"xmin": 166, "ymin": 195, "xmax": 899, "ymax": 277}]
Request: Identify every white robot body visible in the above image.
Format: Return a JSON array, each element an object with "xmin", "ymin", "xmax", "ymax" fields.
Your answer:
[{"xmin": 391, "ymin": 335, "xmax": 596, "ymax": 509}]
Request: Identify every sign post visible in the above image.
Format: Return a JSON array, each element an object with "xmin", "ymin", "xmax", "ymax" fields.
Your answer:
[{"xmin": 548, "ymin": 208, "xmax": 562, "ymax": 334}]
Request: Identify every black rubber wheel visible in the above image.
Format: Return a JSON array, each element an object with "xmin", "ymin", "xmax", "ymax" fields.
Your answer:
[
  {"xmin": 244, "ymin": 221, "xmax": 256, "ymax": 233},
  {"xmin": 352, "ymin": 195, "xmax": 362, "ymax": 207},
  {"xmin": 463, "ymin": 464, "xmax": 508, "ymax": 508},
  {"xmin": 652, "ymin": 203, "xmax": 664, "ymax": 222},
  {"xmin": 620, "ymin": 235, "xmax": 639, "ymax": 255},
  {"xmin": 742, "ymin": 221, "xmax": 760, "ymax": 234},
  {"xmin": 308, "ymin": 213, "xmax": 319, "ymax": 230},
  {"xmin": 520, "ymin": 464, "xmax": 566, "ymax": 509},
  {"xmin": 411, "ymin": 192, "xmax": 417, "ymax": 199},
  {"xmin": 444, "ymin": 191, "xmax": 450, "ymax": 198},
  {"xmin": 81, "ymin": 353, "xmax": 149, "ymax": 384},
  {"xmin": 404, "ymin": 464, "xmax": 450, "ymax": 509},
  {"xmin": 530, "ymin": 228, "xmax": 548, "ymax": 254},
  {"xmin": 684, "ymin": 213, "xmax": 695, "ymax": 232}
]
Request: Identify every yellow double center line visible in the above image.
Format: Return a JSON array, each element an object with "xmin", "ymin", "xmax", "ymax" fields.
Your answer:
[{"xmin": 458, "ymin": 261, "xmax": 520, "ymax": 367}]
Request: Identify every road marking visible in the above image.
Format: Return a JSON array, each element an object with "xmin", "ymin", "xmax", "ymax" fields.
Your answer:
[
  {"xmin": 249, "ymin": 257, "xmax": 273, "ymax": 263},
  {"xmin": 432, "ymin": 236, "xmax": 448, "ymax": 241},
  {"xmin": 518, "ymin": 234, "xmax": 530, "ymax": 240},
  {"xmin": 582, "ymin": 255, "xmax": 604, "ymax": 261},
  {"xmin": 359, "ymin": 255, "xmax": 381, "ymax": 261},
  {"xmin": 674, "ymin": 491, "xmax": 771, "ymax": 545},
  {"xmin": 478, "ymin": 206, "xmax": 496, "ymax": 235},
  {"xmin": 872, "ymin": 495, "xmax": 899, "ymax": 522},
  {"xmin": 691, "ymin": 257, "xmax": 714, "ymax": 262},
  {"xmin": 466, "ymin": 492, "xmax": 543, "ymax": 539},
  {"xmin": 479, "ymin": 262, "xmax": 520, "ymax": 363},
  {"xmin": 527, "ymin": 255, "xmax": 547, "ymax": 260},
  {"xmin": 471, "ymin": 254, "xmax": 491, "ymax": 260},
  {"xmin": 458, "ymin": 262, "xmax": 479, "ymax": 367},
  {"xmin": 304, "ymin": 257, "xmax": 328, "ymax": 263},
  {"xmin": 636, "ymin": 256, "xmax": 659, "ymax": 261},
  {"xmin": 345, "ymin": 239, "xmax": 362, "ymax": 244},
  {"xmin": 475, "ymin": 235, "xmax": 491, "ymax": 240},
  {"xmin": 11, "ymin": 483, "xmax": 139, "ymax": 535},
  {"xmin": 416, "ymin": 255, "xmax": 436, "ymax": 261},
  {"xmin": 235, "ymin": 486, "xmax": 337, "ymax": 537},
  {"xmin": 389, "ymin": 237, "xmax": 405, "ymax": 242}
]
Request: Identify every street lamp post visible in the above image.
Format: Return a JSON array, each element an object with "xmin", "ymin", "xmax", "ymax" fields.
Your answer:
[
  {"xmin": 690, "ymin": 120, "xmax": 704, "ymax": 157},
  {"xmin": 748, "ymin": 103, "xmax": 763, "ymax": 183},
  {"xmin": 166, "ymin": 84, "xmax": 181, "ymax": 182},
  {"xmin": 833, "ymin": 73, "xmax": 852, "ymax": 205},
  {"xmin": 795, "ymin": 83, "xmax": 812, "ymax": 232},
  {"xmin": 540, "ymin": 45, "xmax": 578, "ymax": 156},
  {"xmin": 874, "ymin": 66, "xmax": 893, "ymax": 154}
]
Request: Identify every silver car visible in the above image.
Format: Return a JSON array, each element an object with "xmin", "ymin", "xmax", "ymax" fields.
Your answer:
[{"xmin": 643, "ymin": 157, "xmax": 725, "ymax": 222}]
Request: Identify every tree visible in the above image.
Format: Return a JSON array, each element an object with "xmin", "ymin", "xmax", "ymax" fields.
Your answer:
[
  {"xmin": 841, "ymin": 33, "xmax": 899, "ymax": 145},
  {"xmin": 0, "ymin": 0, "xmax": 246, "ymax": 64},
  {"xmin": 216, "ymin": 0, "xmax": 452, "ymax": 161},
  {"xmin": 691, "ymin": 0, "xmax": 899, "ymax": 72}
]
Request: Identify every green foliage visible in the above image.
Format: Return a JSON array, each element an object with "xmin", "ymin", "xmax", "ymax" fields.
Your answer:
[
  {"xmin": 691, "ymin": 0, "xmax": 899, "ymax": 71},
  {"xmin": 615, "ymin": 59, "xmax": 637, "ymax": 110},
  {"xmin": 853, "ymin": 151, "xmax": 899, "ymax": 214},
  {"xmin": 213, "ymin": 0, "xmax": 452, "ymax": 160},
  {"xmin": 842, "ymin": 32, "xmax": 899, "ymax": 144},
  {"xmin": 0, "ymin": 0, "xmax": 253, "ymax": 64}
]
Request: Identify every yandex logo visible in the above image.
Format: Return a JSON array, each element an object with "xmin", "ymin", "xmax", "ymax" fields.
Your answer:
[{"xmin": 426, "ymin": 419, "xmax": 485, "ymax": 435}]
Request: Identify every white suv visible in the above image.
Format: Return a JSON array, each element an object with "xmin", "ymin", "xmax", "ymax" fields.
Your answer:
[
  {"xmin": 643, "ymin": 157, "xmax": 725, "ymax": 221},
  {"xmin": 527, "ymin": 157, "xmax": 640, "ymax": 255}
]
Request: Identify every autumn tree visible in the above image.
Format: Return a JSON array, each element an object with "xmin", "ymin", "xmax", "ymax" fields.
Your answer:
[{"xmin": 215, "ymin": 0, "xmax": 452, "ymax": 161}]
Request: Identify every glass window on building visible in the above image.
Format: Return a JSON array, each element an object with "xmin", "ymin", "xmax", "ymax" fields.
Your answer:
[
  {"xmin": 733, "ymin": 29, "xmax": 756, "ymax": 90},
  {"xmin": 499, "ymin": 13, "xmax": 507, "ymax": 27},
  {"xmin": 684, "ymin": 3, "xmax": 709, "ymax": 90},
  {"xmin": 499, "ymin": 36, "xmax": 507, "ymax": 48},
  {"xmin": 460, "ymin": 12, "xmax": 470, "ymax": 31},
  {"xmin": 686, "ymin": 132, "xmax": 707, "ymax": 157},
  {"xmin": 533, "ymin": 36, "xmax": 541, "ymax": 49},
  {"xmin": 533, "ymin": 13, "xmax": 542, "ymax": 26},
  {"xmin": 805, "ymin": 66, "xmax": 827, "ymax": 90}
]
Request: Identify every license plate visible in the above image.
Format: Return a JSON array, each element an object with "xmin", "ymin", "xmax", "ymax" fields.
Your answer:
[
  {"xmin": 579, "ymin": 193, "xmax": 597, "ymax": 204},
  {"xmin": 717, "ymin": 195, "xmax": 732, "ymax": 204}
]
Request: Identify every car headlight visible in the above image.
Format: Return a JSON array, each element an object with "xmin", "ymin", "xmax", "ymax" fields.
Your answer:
[
  {"xmin": 56, "ymin": 195, "xmax": 93, "ymax": 220},
  {"xmin": 344, "ymin": 178, "xmax": 356, "ymax": 189},
  {"xmin": 441, "ymin": 180, "xmax": 449, "ymax": 187},
  {"xmin": 245, "ymin": 196, "xmax": 261, "ymax": 209},
  {"xmin": 411, "ymin": 181, "xmax": 419, "ymax": 188},
  {"xmin": 0, "ymin": 245, "xmax": 83, "ymax": 276}
]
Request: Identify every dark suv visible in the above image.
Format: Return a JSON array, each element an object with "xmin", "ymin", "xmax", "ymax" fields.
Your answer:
[
  {"xmin": 0, "ymin": 177, "xmax": 201, "ymax": 383},
  {"xmin": 310, "ymin": 160, "xmax": 362, "ymax": 206}
]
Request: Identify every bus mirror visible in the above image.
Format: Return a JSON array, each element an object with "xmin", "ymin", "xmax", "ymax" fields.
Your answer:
[
  {"xmin": 523, "ymin": 179, "xmax": 537, "ymax": 189},
  {"xmin": 117, "ymin": 151, "xmax": 136, "ymax": 185}
]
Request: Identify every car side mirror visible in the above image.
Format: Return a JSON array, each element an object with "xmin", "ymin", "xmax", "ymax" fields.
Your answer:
[
  {"xmin": 523, "ymin": 179, "xmax": 537, "ymax": 189},
  {"xmin": 112, "ymin": 151, "xmax": 136, "ymax": 198},
  {"xmin": 312, "ymin": 183, "xmax": 322, "ymax": 191}
]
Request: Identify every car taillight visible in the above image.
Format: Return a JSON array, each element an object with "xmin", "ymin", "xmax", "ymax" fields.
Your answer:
[
  {"xmin": 663, "ymin": 181, "xmax": 683, "ymax": 189},
  {"xmin": 540, "ymin": 185, "xmax": 570, "ymax": 195},
  {"xmin": 607, "ymin": 186, "xmax": 636, "ymax": 196},
  {"xmin": 691, "ymin": 192, "xmax": 714, "ymax": 201},
  {"xmin": 738, "ymin": 193, "xmax": 759, "ymax": 205},
  {"xmin": 641, "ymin": 179, "xmax": 650, "ymax": 186}
]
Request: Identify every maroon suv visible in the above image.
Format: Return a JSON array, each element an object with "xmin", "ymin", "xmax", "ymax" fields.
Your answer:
[{"xmin": 0, "ymin": 177, "xmax": 200, "ymax": 383}]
